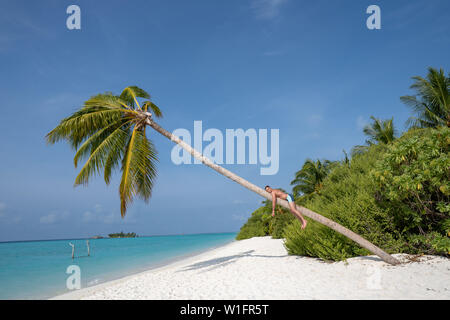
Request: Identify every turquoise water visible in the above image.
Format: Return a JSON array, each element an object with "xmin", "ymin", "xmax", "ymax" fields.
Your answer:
[{"xmin": 0, "ymin": 232, "xmax": 236, "ymax": 299}]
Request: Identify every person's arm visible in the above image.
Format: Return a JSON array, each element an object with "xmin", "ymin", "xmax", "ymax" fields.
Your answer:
[{"xmin": 271, "ymin": 192, "xmax": 277, "ymax": 217}]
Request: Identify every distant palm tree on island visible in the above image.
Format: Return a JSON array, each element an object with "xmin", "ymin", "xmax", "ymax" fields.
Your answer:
[
  {"xmin": 46, "ymin": 86, "xmax": 399, "ymax": 265},
  {"xmin": 108, "ymin": 232, "xmax": 137, "ymax": 238}
]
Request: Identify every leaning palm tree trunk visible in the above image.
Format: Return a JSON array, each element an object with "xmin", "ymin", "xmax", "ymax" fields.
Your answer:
[{"xmin": 146, "ymin": 118, "xmax": 401, "ymax": 265}]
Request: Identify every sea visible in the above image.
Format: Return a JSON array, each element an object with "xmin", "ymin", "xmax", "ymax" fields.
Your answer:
[{"xmin": 0, "ymin": 232, "xmax": 237, "ymax": 299}]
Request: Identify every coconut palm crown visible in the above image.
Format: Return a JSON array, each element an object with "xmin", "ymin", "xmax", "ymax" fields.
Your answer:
[
  {"xmin": 400, "ymin": 67, "xmax": 450, "ymax": 128},
  {"xmin": 46, "ymin": 86, "xmax": 163, "ymax": 217},
  {"xmin": 290, "ymin": 159, "xmax": 335, "ymax": 197},
  {"xmin": 363, "ymin": 116, "xmax": 397, "ymax": 145}
]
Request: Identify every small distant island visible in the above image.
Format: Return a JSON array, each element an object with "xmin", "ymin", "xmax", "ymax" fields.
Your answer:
[{"xmin": 108, "ymin": 232, "xmax": 138, "ymax": 238}]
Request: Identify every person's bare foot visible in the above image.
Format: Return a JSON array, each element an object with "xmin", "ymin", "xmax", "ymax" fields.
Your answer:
[{"xmin": 301, "ymin": 220, "xmax": 307, "ymax": 230}]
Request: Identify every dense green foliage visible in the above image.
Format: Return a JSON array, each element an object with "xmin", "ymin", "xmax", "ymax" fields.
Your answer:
[
  {"xmin": 236, "ymin": 201, "xmax": 295, "ymax": 240},
  {"xmin": 372, "ymin": 127, "xmax": 450, "ymax": 255},
  {"xmin": 236, "ymin": 207, "xmax": 271, "ymax": 240},
  {"xmin": 238, "ymin": 127, "xmax": 450, "ymax": 261},
  {"xmin": 284, "ymin": 144, "xmax": 405, "ymax": 261},
  {"xmin": 237, "ymin": 67, "xmax": 449, "ymax": 262}
]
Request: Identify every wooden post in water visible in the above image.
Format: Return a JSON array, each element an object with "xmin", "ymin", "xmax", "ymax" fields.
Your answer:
[{"xmin": 69, "ymin": 242, "xmax": 75, "ymax": 259}]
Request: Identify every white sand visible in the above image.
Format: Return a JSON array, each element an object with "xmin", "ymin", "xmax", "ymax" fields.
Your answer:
[{"xmin": 52, "ymin": 236, "xmax": 450, "ymax": 300}]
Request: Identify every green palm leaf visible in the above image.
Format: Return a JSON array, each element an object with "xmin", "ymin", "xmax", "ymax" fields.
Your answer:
[
  {"xmin": 119, "ymin": 127, "xmax": 158, "ymax": 217},
  {"xmin": 74, "ymin": 122, "xmax": 134, "ymax": 186},
  {"xmin": 73, "ymin": 118, "xmax": 133, "ymax": 167},
  {"xmin": 47, "ymin": 87, "xmax": 159, "ymax": 218},
  {"xmin": 362, "ymin": 116, "xmax": 396, "ymax": 145},
  {"xmin": 142, "ymin": 101, "xmax": 163, "ymax": 118},
  {"xmin": 120, "ymin": 86, "xmax": 150, "ymax": 110},
  {"xmin": 401, "ymin": 67, "xmax": 450, "ymax": 128},
  {"xmin": 291, "ymin": 159, "xmax": 334, "ymax": 197}
]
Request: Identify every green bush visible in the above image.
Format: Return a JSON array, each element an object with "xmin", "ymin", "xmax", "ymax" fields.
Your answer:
[
  {"xmin": 271, "ymin": 208, "xmax": 296, "ymax": 239},
  {"xmin": 284, "ymin": 144, "xmax": 407, "ymax": 261},
  {"xmin": 236, "ymin": 201, "xmax": 296, "ymax": 240},
  {"xmin": 372, "ymin": 127, "xmax": 450, "ymax": 255},
  {"xmin": 283, "ymin": 219, "xmax": 364, "ymax": 261},
  {"xmin": 238, "ymin": 128, "xmax": 449, "ymax": 259},
  {"xmin": 283, "ymin": 127, "xmax": 449, "ymax": 261},
  {"xmin": 236, "ymin": 207, "xmax": 271, "ymax": 240}
]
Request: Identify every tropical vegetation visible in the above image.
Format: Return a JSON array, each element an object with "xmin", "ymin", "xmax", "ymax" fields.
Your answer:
[
  {"xmin": 400, "ymin": 67, "xmax": 449, "ymax": 128},
  {"xmin": 236, "ymin": 67, "xmax": 450, "ymax": 261}
]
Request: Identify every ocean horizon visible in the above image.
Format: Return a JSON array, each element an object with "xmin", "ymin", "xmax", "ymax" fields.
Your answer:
[{"xmin": 0, "ymin": 232, "xmax": 237, "ymax": 299}]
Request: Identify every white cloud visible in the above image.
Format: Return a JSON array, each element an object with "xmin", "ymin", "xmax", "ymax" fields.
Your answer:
[
  {"xmin": 82, "ymin": 205, "xmax": 124, "ymax": 224},
  {"xmin": 101, "ymin": 213, "xmax": 117, "ymax": 225},
  {"xmin": 0, "ymin": 202, "xmax": 6, "ymax": 218},
  {"xmin": 356, "ymin": 116, "xmax": 368, "ymax": 130},
  {"xmin": 307, "ymin": 114, "xmax": 323, "ymax": 127},
  {"xmin": 12, "ymin": 216, "xmax": 22, "ymax": 223},
  {"xmin": 251, "ymin": 0, "xmax": 287, "ymax": 20},
  {"xmin": 40, "ymin": 211, "xmax": 70, "ymax": 224},
  {"xmin": 82, "ymin": 211, "xmax": 95, "ymax": 223},
  {"xmin": 263, "ymin": 50, "xmax": 283, "ymax": 56}
]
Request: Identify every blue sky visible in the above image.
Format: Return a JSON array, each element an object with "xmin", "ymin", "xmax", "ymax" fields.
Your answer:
[{"xmin": 0, "ymin": 0, "xmax": 449, "ymax": 241}]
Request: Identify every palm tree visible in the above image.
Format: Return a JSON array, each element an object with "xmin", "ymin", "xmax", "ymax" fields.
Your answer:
[
  {"xmin": 363, "ymin": 116, "xmax": 396, "ymax": 145},
  {"xmin": 46, "ymin": 86, "xmax": 400, "ymax": 265},
  {"xmin": 351, "ymin": 116, "xmax": 396, "ymax": 156},
  {"xmin": 46, "ymin": 87, "xmax": 162, "ymax": 217},
  {"xmin": 290, "ymin": 159, "xmax": 335, "ymax": 198},
  {"xmin": 400, "ymin": 67, "xmax": 450, "ymax": 128}
]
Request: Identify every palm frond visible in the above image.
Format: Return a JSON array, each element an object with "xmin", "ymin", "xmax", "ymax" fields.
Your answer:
[
  {"xmin": 120, "ymin": 86, "xmax": 150, "ymax": 110},
  {"xmin": 74, "ymin": 122, "xmax": 134, "ymax": 186},
  {"xmin": 401, "ymin": 67, "xmax": 450, "ymax": 128},
  {"xmin": 46, "ymin": 94, "xmax": 136, "ymax": 149},
  {"xmin": 119, "ymin": 127, "xmax": 158, "ymax": 217},
  {"xmin": 47, "ymin": 86, "xmax": 160, "ymax": 219},
  {"xmin": 142, "ymin": 101, "xmax": 163, "ymax": 118},
  {"xmin": 362, "ymin": 116, "xmax": 396, "ymax": 145},
  {"xmin": 73, "ymin": 118, "xmax": 133, "ymax": 167},
  {"xmin": 290, "ymin": 159, "xmax": 334, "ymax": 197}
]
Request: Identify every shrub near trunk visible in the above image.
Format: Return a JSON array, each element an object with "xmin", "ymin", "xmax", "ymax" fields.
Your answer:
[{"xmin": 284, "ymin": 144, "xmax": 405, "ymax": 261}]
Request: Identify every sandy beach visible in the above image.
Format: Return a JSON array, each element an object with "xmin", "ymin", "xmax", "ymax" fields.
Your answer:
[{"xmin": 52, "ymin": 236, "xmax": 450, "ymax": 300}]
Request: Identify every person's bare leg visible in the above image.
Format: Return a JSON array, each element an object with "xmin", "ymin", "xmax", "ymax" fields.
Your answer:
[{"xmin": 289, "ymin": 202, "xmax": 307, "ymax": 229}]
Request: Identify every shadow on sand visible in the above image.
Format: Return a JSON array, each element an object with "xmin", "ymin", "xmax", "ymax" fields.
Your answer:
[{"xmin": 177, "ymin": 250, "xmax": 289, "ymax": 273}]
